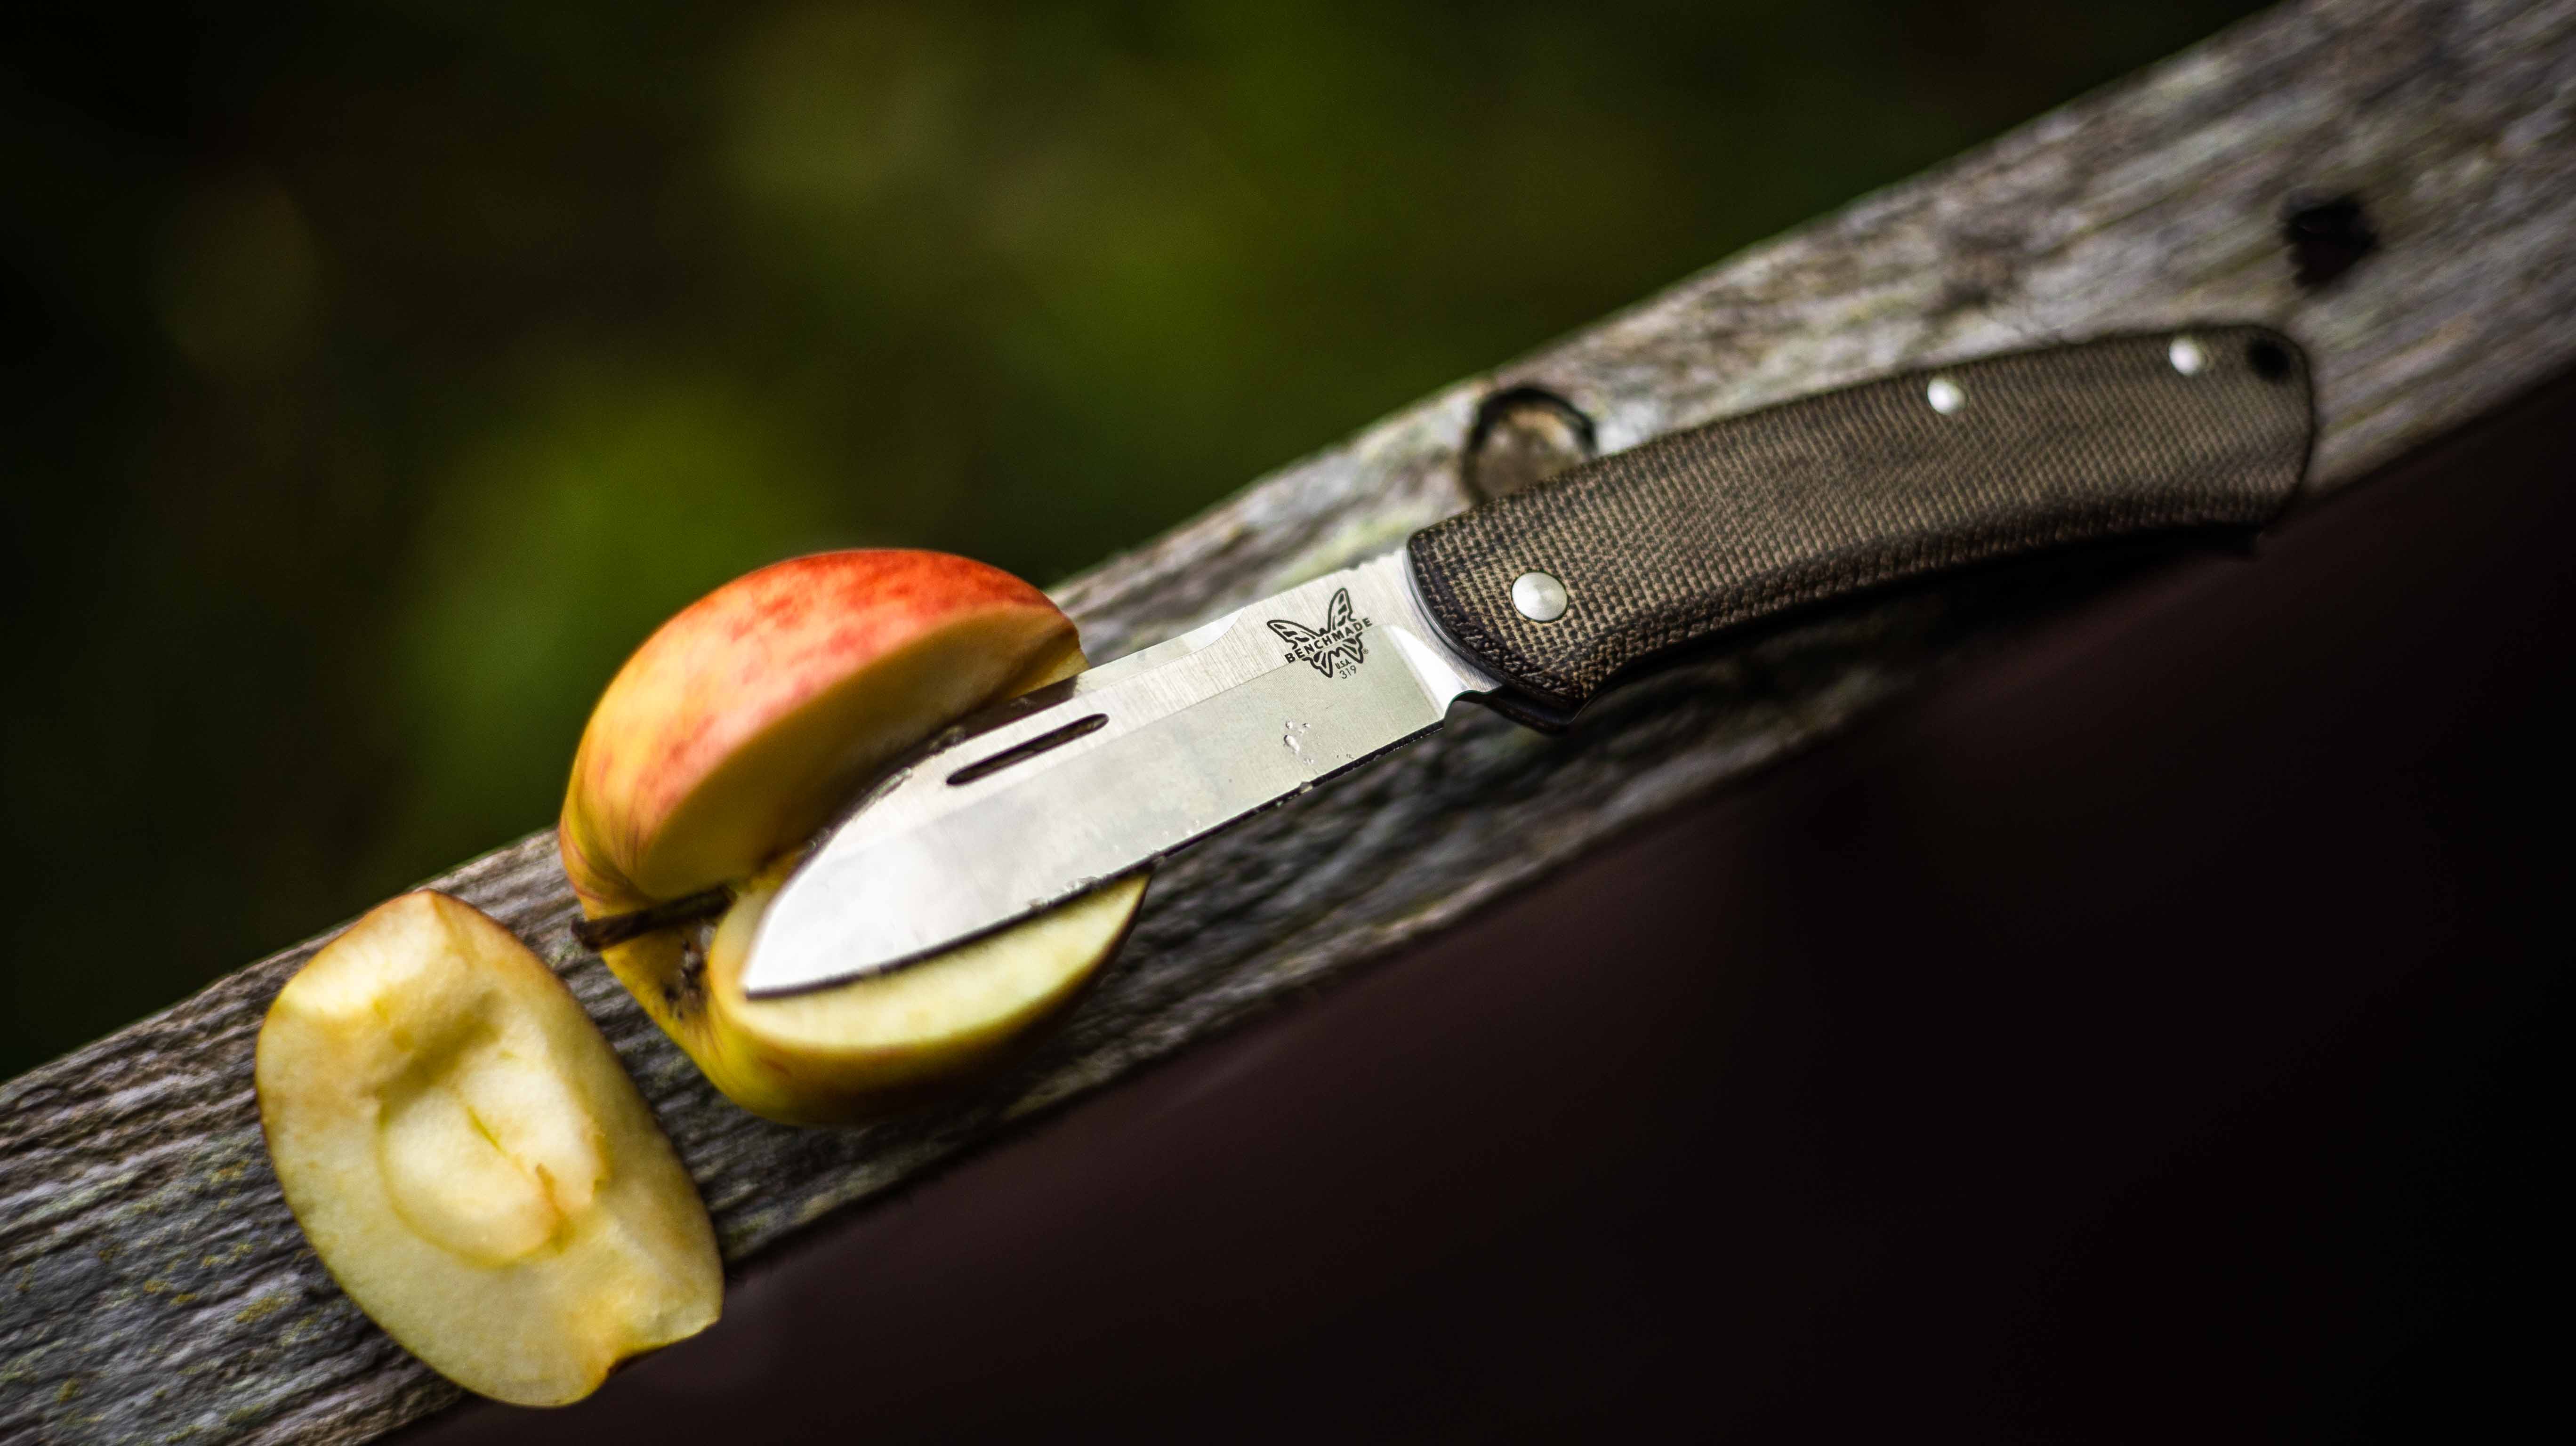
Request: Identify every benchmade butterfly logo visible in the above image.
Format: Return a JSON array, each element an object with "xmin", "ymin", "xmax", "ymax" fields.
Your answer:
[{"xmin": 1267, "ymin": 587, "xmax": 1371, "ymax": 679}]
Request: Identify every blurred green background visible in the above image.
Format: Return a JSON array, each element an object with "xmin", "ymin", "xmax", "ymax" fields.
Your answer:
[{"xmin": 0, "ymin": 0, "xmax": 2264, "ymax": 1077}]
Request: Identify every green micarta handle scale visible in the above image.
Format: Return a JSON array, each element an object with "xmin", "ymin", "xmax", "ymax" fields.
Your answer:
[{"xmin": 1408, "ymin": 326, "xmax": 2314, "ymax": 711}]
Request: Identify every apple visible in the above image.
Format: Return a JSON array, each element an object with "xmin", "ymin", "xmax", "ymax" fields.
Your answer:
[
  {"xmin": 560, "ymin": 549, "xmax": 1147, "ymax": 1125},
  {"xmin": 256, "ymin": 890, "xmax": 722, "ymax": 1407},
  {"xmin": 561, "ymin": 550, "xmax": 1084, "ymax": 905}
]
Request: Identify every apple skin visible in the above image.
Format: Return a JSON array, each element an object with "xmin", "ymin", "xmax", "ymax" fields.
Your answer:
[
  {"xmin": 563, "ymin": 550, "xmax": 1080, "ymax": 907},
  {"xmin": 561, "ymin": 549, "xmax": 1146, "ymax": 1124}
]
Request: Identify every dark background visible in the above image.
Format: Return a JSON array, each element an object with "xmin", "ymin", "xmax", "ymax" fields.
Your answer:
[
  {"xmin": 402, "ymin": 355, "xmax": 2574, "ymax": 1441},
  {"xmin": 0, "ymin": 0, "xmax": 2270, "ymax": 1076}
]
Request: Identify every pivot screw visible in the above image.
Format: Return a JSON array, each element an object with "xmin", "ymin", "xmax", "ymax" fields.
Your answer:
[
  {"xmin": 2169, "ymin": 336, "xmax": 2206, "ymax": 375},
  {"xmin": 1512, "ymin": 571, "xmax": 1569, "ymax": 622},
  {"xmin": 1925, "ymin": 377, "xmax": 1965, "ymax": 414}
]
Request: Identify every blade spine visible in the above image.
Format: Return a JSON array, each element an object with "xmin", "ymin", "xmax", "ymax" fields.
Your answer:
[{"xmin": 809, "ymin": 552, "xmax": 1477, "ymax": 852}]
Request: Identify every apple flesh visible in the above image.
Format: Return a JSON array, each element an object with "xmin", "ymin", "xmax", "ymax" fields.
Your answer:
[
  {"xmin": 561, "ymin": 549, "xmax": 1146, "ymax": 1125},
  {"xmin": 624, "ymin": 863, "xmax": 1151, "ymax": 1123},
  {"xmin": 256, "ymin": 890, "xmax": 721, "ymax": 1407}
]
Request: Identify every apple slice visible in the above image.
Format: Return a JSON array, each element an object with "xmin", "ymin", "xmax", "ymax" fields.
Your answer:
[
  {"xmin": 256, "ymin": 890, "xmax": 721, "ymax": 1407},
  {"xmin": 561, "ymin": 549, "xmax": 1146, "ymax": 1124},
  {"xmin": 563, "ymin": 550, "xmax": 1083, "ymax": 905},
  {"xmin": 631, "ymin": 863, "xmax": 1151, "ymax": 1123}
]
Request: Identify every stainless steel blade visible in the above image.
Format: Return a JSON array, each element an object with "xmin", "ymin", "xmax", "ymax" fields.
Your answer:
[{"xmin": 739, "ymin": 552, "xmax": 1501, "ymax": 996}]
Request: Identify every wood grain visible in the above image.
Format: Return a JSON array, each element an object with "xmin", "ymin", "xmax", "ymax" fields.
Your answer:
[{"xmin": 7, "ymin": 1, "xmax": 2572, "ymax": 1440}]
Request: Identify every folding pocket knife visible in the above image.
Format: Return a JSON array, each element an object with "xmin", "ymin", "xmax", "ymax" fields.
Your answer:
[{"xmin": 741, "ymin": 326, "xmax": 2314, "ymax": 996}]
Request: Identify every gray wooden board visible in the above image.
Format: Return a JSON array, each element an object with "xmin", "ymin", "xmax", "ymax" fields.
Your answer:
[{"xmin": 6, "ymin": 0, "xmax": 2572, "ymax": 1440}]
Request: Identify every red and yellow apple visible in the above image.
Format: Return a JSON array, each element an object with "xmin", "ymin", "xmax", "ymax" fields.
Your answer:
[
  {"xmin": 257, "ymin": 890, "xmax": 723, "ymax": 1406},
  {"xmin": 560, "ymin": 549, "xmax": 1146, "ymax": 1124}
]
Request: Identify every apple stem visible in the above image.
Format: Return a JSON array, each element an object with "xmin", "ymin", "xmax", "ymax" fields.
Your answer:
[{"xmin": 572, "ymin": 887, "xmax": 734, "ymax": 952}]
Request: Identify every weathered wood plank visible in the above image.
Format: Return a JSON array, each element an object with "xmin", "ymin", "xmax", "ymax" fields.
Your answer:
[{"xmin": 7, "ymin": 0, "xmax": 2572, "ymax": 1440}]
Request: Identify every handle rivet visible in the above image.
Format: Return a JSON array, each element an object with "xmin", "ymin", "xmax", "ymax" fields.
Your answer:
[
  {"xmin": 2169, "ymin": 336, "xmax": 2206, "ymax": 375},
  {"xmin": 1925, "ymin": 377, "xmax": 1965, "ymax": 415},
  {"xmin": 1512, "ymin": 570, "xmax": 1569, "ymax": 622}
]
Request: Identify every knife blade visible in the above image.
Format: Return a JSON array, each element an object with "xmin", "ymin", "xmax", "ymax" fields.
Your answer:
[{"xmin": 742, "ymin": 325, "xmax": 2314, "ymax": 997}]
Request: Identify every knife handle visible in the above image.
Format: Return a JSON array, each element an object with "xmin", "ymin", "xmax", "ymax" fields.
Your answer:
[{"xmin": 1406, "ymin": 326, "xmax": 2313, "ymax": 715}]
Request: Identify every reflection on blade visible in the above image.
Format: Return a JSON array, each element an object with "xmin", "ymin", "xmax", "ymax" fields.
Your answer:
[{"xmin": 740, "ymin": 553, "xmax": 1498, "ymax": 996}]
